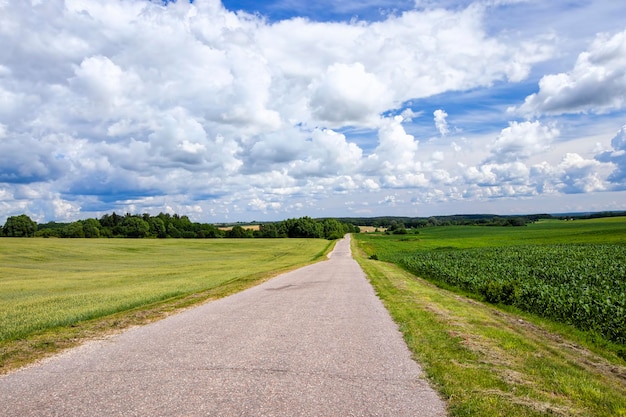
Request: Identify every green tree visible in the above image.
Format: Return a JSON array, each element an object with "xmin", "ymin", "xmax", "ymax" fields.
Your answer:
[
  {"xmin": 99, "ymin": 212, "xmax": 123, "ymax": 229},
  {"xmin": 321, "ymin": 218, "xmax": 357, "ymax": 239},
  {"xmin": 194, "ymin": 223, "xmax": 223, "ymax": 238},
  {"xmin": 287, "ymin": 217, "xmax": 323, "ymax": 238},
  {"xmin": 147, "ymin": 217, "xmax": 167, "ymax": 238},
  {"xmin": 3, "ymin": 214, "xmax": 37, "ymax": 237},
  {"xmin": 169, "ymin": 214, "xmax": 193, "ymax": 235},
  {"xmin": 62, "ymin": 221, "xmax": 85, "ymax": 238},
  {"xmin": 82, "ymin": 218, "xmax": 101, "ymax": 238},
  {"xmin": 100, "ymin": 212, "xmax": 124, "ymax": 237},
  {"xmin": 121, "ymin": 216, "xmax": 150, "ymax": 238},
  {"xmin": 167, "ymin": 223, "xmax": 181, "ymax": 238},
  {"xmin": 226, "ymin": 225, "xmax": 253, "ymax": 238},
  {"xmin": 35, "ymin": 228, "xmax": 61, "ymax": 238},
  {"xmin": 256, "ymin": 223, "xmax": 284, "ymax": 238},
  {"xmin": 36, "ymin": 221, "xmax": 67, "ymax": 237}
]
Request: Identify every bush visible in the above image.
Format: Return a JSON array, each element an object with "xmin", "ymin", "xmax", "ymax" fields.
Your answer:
[{"xmin": 327, "ymin": 232, "xmax": 344, "ymax": 240}]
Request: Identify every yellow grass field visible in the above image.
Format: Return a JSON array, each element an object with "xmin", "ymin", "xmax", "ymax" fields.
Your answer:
[{"xmin": 0, "ymin": 238, "xmax": 332, "ymax": 372}]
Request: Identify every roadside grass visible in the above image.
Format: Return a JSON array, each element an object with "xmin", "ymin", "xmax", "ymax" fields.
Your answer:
[
  {"xmin": 352, "ymin": 236, "xmax": 626, "ymax": 416},
  {"xmin": 0, "ymin": 238, "xmax": 333, "ymax": 374}
]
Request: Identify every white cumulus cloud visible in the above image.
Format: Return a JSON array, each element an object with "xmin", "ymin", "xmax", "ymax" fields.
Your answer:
[
  {"xmin": 488, "ymin": 121, "xmax": 559, "ymax": 163},
  {"xmin": 596, "ymin": 125, "xmax": 626, "ymax": 189},
  {"xmin": 309, "ymin": 63, "xmax": 392, "ymax": 128},
  {"xmin": 518, "ymin": 30, "xmax": 626, "ymax": 116},
  {"xmin": 434, "ymin": 109, "xmax": 449, "ymax": 136}
]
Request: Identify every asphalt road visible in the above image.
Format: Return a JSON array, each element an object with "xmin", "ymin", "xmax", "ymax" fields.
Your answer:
[{"xmin": 0, "ymin": 236, "xmax": 446, "ymax": 416}]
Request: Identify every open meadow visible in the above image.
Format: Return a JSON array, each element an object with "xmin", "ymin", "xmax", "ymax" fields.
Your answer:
[
  {"xmin": 353, "ymin": 217, "xmax": 626, "ymax": 416},
  {"xmin": 0, "ymin": 238, "xmax": 332, "ymax": 372}
]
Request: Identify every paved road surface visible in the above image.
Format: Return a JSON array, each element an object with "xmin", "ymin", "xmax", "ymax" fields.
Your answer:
[{"xmin": 1, "ymin": 236, "xmax": 446, "ymax": 416}]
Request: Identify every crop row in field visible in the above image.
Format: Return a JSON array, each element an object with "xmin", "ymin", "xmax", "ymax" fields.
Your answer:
[{"xmin": 391, "ymin": 244, "xmax": 626, "ymax": 343}]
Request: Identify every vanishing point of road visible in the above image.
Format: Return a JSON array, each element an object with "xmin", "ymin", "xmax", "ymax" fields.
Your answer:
[{"xmin": 0, "ymin": 236, "xmax": 446, "ymax": 416}]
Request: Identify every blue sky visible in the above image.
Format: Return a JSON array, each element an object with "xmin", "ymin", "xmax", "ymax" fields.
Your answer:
[
  {"xmin": 1, "ymin": 0, "xmax": 625, "ymax": 223},
  {"xmin": 221, "ymin": 0, "xmax": 417, "ymax": 22}
]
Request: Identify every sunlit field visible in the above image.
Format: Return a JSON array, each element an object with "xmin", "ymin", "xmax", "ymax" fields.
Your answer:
[
  {"xmin": 0, "ymin": 238, "xmax": 331, "ymax": 343},
  {"xmin": 355, "ymin": 217, "xmax": 626, "ymax": 343}
]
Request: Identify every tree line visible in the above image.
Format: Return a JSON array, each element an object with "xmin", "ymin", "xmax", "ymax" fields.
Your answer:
[
  {"xmin": 334, "ymin": 214, "xmax": 553, "ymax": 228},
  {"xmin": 0, "ymin": 213, "xmax": 359, "ymax": 240}
]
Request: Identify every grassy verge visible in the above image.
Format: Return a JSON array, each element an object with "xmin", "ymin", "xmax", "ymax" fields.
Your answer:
[
  {"xmin": 352, "ymin": 238, "xmax": 626, "ymax": 417},
  {"xmin": 1, "ymin": 238, "xmax": 334, "ymax": 374}
]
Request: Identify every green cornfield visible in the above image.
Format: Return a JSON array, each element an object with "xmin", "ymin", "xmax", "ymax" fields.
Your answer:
[
  {"xmin": 356, "ymin": 218, "xmax": 626, "ymax": 344},
  {"xmin": 392, "ymin": 244, "xmax": 626, "ymax": 343}
]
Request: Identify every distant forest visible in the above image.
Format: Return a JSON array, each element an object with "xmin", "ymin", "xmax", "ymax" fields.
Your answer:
[
  {"xmin": 0, "ymin": 213, "xmax": 358, "ymax": 239},
  {"xmin": 334, "ymin": 211, "xmax": 626, "ymax": 229},
  {"xmin": 1, "ymin": 211, "xmax": 625, "ymax": 239}
]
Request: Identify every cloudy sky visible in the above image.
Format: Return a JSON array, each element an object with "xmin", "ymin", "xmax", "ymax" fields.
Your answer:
[{"xmin": 1, "ymin": 0, "xmax": 625, "ymax": 223}]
